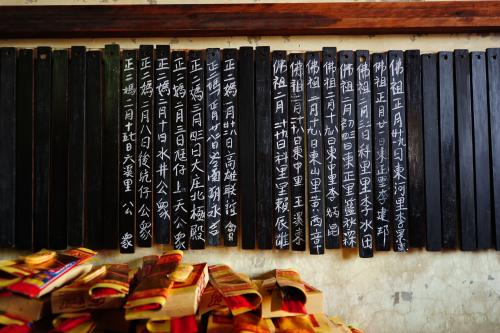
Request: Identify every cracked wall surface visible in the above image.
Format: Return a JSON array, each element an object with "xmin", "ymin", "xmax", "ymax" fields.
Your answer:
[{"xmin": 0, "ymin": 1, "xmax": 499, "ymax": 332}]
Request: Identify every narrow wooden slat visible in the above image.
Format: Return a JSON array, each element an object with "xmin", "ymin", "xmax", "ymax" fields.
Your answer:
[
  {"xmin": 49, "ymin": 49, "xmax": 69, "ymax": 250},
  {"xmin": 471, "ymin": 51, "xmax": 492, "ymax": 249},
  {"xmin": 339, "ymin": 50, "xmax": 357, "ymax": 248},
  {"xmin": 255, "ymin": 46, "xmax": 273, "ymax": 250},
  {"xmin": 0, "ymin": 47, "xmax": 16, "ymax": 248},
  {"xmin": 487, "ymin": 48, "xmax": 500, "ymax": 251},
  {"xmin": 119, "ymin": 49, "xmax": 137, "ymax": 254},
  {"xmin": 136, "ymin": 45, "xmax": 154, "ymax": 247},
  {"xmin": 372, "ymin": 52, "xmax": 391, "ymax": 251},
  {"xmin": 388, "ymin": 50, "xmax": 409, "ymax": 252},
  {"xmin": 288, "ymin": 53, "xmax": 306, "ymax": 251},
  {"xmin": 356, "ymin": 49, "xmax": 374, "ymax": 258},
  {"xmin": 422, "ymin": 53, "xmax": 442, "ymax": 251},
  {"xmin": 1, "ymin": 2, "xmax": 500, "ymax": 38},
  {"xmin": 239, "ymin": 46, "xmax": 256, "ymax": 249},
  {"xmin": 271, "ymin": 50, "xmax": 290, "ymax": 250},
  {"xmin": 188, "ymin": 49, "xmax": 206, "ymax": 249},
  {"xmin": 15, "ymin": 49, "xmax": 34, "ymax": 250},
  {"xmin": 205, "ymin": 48, "xmax": 222, "ymax": 246},
  {"xmin": 405, "ymin": 49, "xmax": 426, "ymax": 248},
  {"xmin": 439, "ymin": 51, "xmax": 458, "ymax": 249},
  {"xmin": 102, "ymin": 44, "xmax": 120, "ymax": 249},
  {"xmin": 67, "ymin": 46, "xmax": 86, "ymax": 247},
  {"xmin": 85, "ymin": 50, "xmax": 103, "ymax": 249},
  {"xmin": 33, "ymin": 46, "xmax": 51, "ymax": 250},
  {"xmin": 322, "ymin": 47, "xmax": 341, "ymax": 249},
  {"xmin": 171, "ymin": 51, "xmax": 189, "ymax": 250},
  {"xmin": 221, "ymin": 48, "xmax": 239, "ymax": 247},
  {"xmin": 154, "ymin": 45, "xmax": 171, "ymax": 245},
  {"xmin": 305, "ymin": 51, "xmax": 325, "ymax": 255},
  {"xmin": 454, "ymin": 49, "xmax": 477, "ymax": 251}
]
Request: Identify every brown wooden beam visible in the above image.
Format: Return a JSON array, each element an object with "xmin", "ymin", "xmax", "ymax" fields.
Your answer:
[{"xmin": 0, "ymin": 1, "xmax": 499, "ymax": 38}]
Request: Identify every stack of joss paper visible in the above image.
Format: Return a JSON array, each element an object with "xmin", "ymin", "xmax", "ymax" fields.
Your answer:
[
  {"xmin": 0, "ymin": 248, "xmax": 96, "ymax": 332},
  {"xmin": 50, "ymin": 263, "xmax": 132, "ymax": 333},
  {"xmin": 0, "ymin": 249, "xmax": 365, "ymax": 333},
  {"xmin": 199, "ymin": 267, "xmax": 364, "ymax": 333},
  {"xmin": 126, "ymin": 250, "xmax": 208, "ymax": 333}
]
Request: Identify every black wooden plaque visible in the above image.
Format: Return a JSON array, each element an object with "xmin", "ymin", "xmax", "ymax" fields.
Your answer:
[
  {"xmin": 137, "ymin": 45, "xmax": 154, "ymax": 247},
  {"xmin": 119, "ymin": 49, "xmax": 137, "ymax": 254},
  {"xmin": 85, "ymin": 50, "xmax": 103, "ymax": 249},
  {"xmin": 454, "ymin": 49, "xmax": 477, "ymax": 251},
  {"xmin": 305, "ymin": 51, "xmax": 325, "ymax": 255},
  {"xmin": 271, "ymin": 50, "xmax": 290, "ymax": 250},
  {"xmin": 239, "ymin": 47, "xmax": 256, "ymax": 249},
  {"xmin": 487, "ymin": 48, "xmax": 500, "ymax": 250},
  {"xmin": 206, "ymin": 48, "xmax": 222, "ymax": 246},
  {"xmin": 33, "ymin": 47, "xmax": 51, "ymax": 250},
  {"xmin": 339, "ymin": 50, "xmax": 358, "ymax": 248},
  {"xmin": 49, "ymin": 49, "xmax": 69, "ymax": 250},
  {"xmin": 102, "ymin": 44, "xmax": 120, "ymax": 249},
  {"xmin": 15, "ymin": 49, "xmax": 34, "ymax": 249},
  {"xmin": 188, "ymin": 50, "xmax": 206, "ymax": 249},
  {"xmin": 67, "ymin": 46, "xmax": 86, "ymax": 247},
  {"xmin": 356, "ymin": 50, "xmax": 374, "ymax": 258},
  {"xmin": 471, "ymin": 51, "xmax": 492, "ymax": 249},
  {"xmin": 255, "ymin": 46, "xmax": 273, "ymax": 250},
  {"xmin": 288, "ymin": 53, "xmax": 306, "ymax": 251},
  {"xmin": 438, "ymin": 51, "xmax": 458, "ymax": 249},
  {"xmin": 171, "ymin": 51, "xmax": 189, "ymax": 250},
  {"xmin": 0, "ymin": 47, "xmax": 16, "ymax": 248},
  {"xmin": 221, "ymin": 48, "xmax": 239, "ymax": 247},
  {"xmin": 372, "ymin": 52, "xmax": 391, "ymax": 251},
  {"xmin": 154, "ymin": 45, "xmax": 171, "ymax": 245},
  {"xmin": 322, "ymin": 47, "xmax": 341, "ymax": 249},
  {"xmin": 388, "ymin": 50, "xmax": 409, "ymax": 252},
  {"xmin": 421, "ymin": 54, "xmax": 442, "ymax": 251},
  {"xmin": 405, "ymin": 50, "xmax": 426, "ymax": 248}
]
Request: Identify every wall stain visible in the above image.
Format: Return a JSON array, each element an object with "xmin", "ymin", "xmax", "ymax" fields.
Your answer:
[
  {"xmin": 392, "ymin": 292, "xmax": 400, "ymax": 305},
  {"xmin": 488, "ymin": 275, "xmax": 494, "ymax": 280},
  {"xmin": 247, "ymin": 36, "xmax": 261, "ymax": 45},
  {"xmin": 393, "ymin": 291, "xmax": 413, "ymax": 305},
  {"xmin": 401, "ymin": 291, "xmax": 413, "ymax": 302}
]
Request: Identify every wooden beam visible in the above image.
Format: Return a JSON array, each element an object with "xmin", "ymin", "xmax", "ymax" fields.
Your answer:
[{"xmin": 0, "ymin": 1, "xmax": 499, "ymax": 38}]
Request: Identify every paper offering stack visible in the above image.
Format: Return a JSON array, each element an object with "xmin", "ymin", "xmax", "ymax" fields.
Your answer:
[
  {"xmin": 51, "ymin": 264, "xmax": 131, "ymax": 314},
  {"xmin": 124, "ymin": 251, "xmax": 209, "ymax": 333},
  {"xmin": 0, "ymin": 248, "xmax": 96, "ymax": 332},
  {"xmin": 200, "ymin": 267, "xmax": 364, "ymax": 333},
  {"xmin": 0, "ymin": 249, "xmax": 364, "ymax": 333}
]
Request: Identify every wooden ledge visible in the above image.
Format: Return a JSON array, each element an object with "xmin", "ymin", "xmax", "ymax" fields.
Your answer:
[{"xmin": 0, "ymin": 1, "xmax": 499, "ymax": 38}]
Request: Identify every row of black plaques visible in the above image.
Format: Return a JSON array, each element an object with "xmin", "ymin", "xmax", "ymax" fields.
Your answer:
[{"xmin": 0, "ymin": 45, "xmax": 499, "ymax": 256}]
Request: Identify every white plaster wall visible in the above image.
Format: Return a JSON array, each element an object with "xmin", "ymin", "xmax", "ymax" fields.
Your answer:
[{"xmin": 0, "ymin": 1, "xmax": 499, "ymax": 332}]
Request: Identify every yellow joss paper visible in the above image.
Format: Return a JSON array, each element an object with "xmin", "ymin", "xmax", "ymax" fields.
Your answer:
[
  {"xmin": 146, "ymin": 318, "xmax": 171, "ymax": 333},
  {"xmin": 51, "ymin": 313, "xmax": 96, "ymax": 333},
  {"xmin": 170, "ymin": 264, "xmax": 193, "ymax": 283},
  {"xmin": 24, "ymin": 250, "xmax": 56, "ymax": 266},
  {"xmin": 88, "ymin": 264, "xmax": 130, "ymax": 299},
  {"xmin": 124, "ymin": 251, "xmax": 183, "ymax": 320}
]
